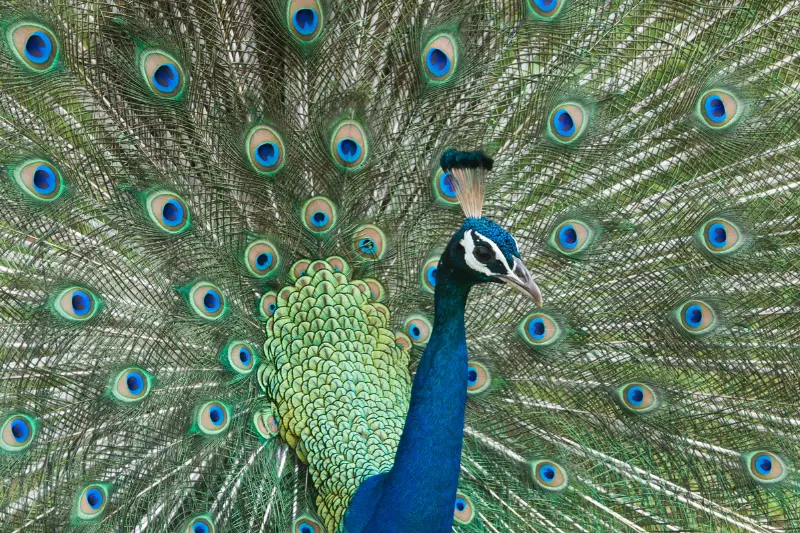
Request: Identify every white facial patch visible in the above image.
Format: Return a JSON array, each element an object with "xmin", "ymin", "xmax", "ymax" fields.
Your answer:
[{"xmin": 460, "ymin": 229, "xmax": 514, "ymax": 277}]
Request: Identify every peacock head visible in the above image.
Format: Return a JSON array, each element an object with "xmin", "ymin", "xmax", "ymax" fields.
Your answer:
[
  {"xmin": 439, "ymin": 149, "xmax": 542, "ymax": 307},
  {"xmin": 442, "ymin": 217, "xmax": 542, "ymax": 306}
]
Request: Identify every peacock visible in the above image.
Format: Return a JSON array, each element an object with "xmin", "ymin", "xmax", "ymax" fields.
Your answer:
[{"xmin": 1, "ymin": 0, "xmax": 799, "ymax": 531}]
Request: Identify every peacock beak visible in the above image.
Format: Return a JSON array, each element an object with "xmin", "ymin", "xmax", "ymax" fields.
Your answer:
[{"xmin": 499, "ymin": 257, "xmax": 543, "ymax": 308}]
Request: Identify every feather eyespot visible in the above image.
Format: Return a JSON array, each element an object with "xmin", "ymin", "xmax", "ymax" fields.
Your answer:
[
  {"xmin": 743, "ymin": 451, "xmax": 788, "ymax": 485},
  {"xmin": 288, "ymin": 0, "xmax": 322, "ymax": 42},
  {"xmin": 1, "ymin": 414, "xmax": 36, "ymax": 452},
  {"xmin": 467, "ymin": 362, "xmax": 491, "ymax": 395},
  {"xmin": 112, "ymin": 368, "xmax": 152, "ymax": 402},
  {"xmin": 326, "ymin": 256, "xmax": 351, "ymax": 277},
  {"xmin": 253, "ymin": 408, "xmax": 280, "ymax": 440},
  {"xmin": 420, "ymin": 256, "xmax": 440, "ymax": 293},
  {"xmin": 404, "ymin": 315, "xmax": 432, "ymax": 345},
  {"xmin": 549, "ymin": 104, "xmax": 585, "ymax": 143},
  {"xmin": 550, "ymin": 220, "xmax": 593, "ymax": 255},
  {"xmin": 247, "ymin": 126, "xmax": 285, "ymax": 175},
  {"xmin": 245, "ymin": 239, "xmax": 280, "ymax": 278},
  {"xmin": 141, "ymin": 50, "xmax": 185, "ymax": 98},
  {"xmin": 362, "ymin": 278, "xmax": 386, "ymax": 302},
  {"xmin": 289, "ymin": 259, "xmax": 312, "ymax": 282},
  {"xmin": 676, "ymin": 300, "xmax": 716, "ymax": 334},
  {"xmin": 616, "ymin": 383, "xmax": 660, "ymax": 413},
  {"xmin": 395, "ymin": 332, "xmax": 412, "ymax": 352},
  {"xmin": 221, "ymin": 341, "xmax": 258, "ymax": 374},
  {"xmin": 519, "ymin": 312, "xmax": 560, "ymax": 346},
  {"xmin": 53, "ymin": 287, "xmax": 99, "ymax": 321},
  {"xmin": 8, "ymin": 23, "xmax": 58, "ymax": 71},
  {"xmin": 186, "ymin": 516, "xmax": 215, "ymax": 533},
  {"xmin": 147, "ymin": 191, "xmax": 190, "ymax": 234},
  {"xmin": 353, "ymin": 225, "xmax": 386, "ymax": 260},
  {"xmin": 189, "ymin": 282, "xmax": 227, "ymax": 320},
  {"xmin": 197, "ymin": 402, "xmax": 230, "ymax": 435},
  {"xmin": 699, "ymin": 218, "xmax": 743, "ymax": 254},
  {"xmin": 699, "ymin": 90, "xmax": 739, "ymax": 128},
  {"xmin": 528, "ymin": 0, "xmax": 564, "ymax": 18},
  {"xmin": 433, "ymin": 168, "xmax": 459, "ymax": 205},
  {"xmin": 13, "ymin": 160, "xmax": 64, "ymax": 201},
  {"xmin": 531, "ymin": 460, "xmax": 568, "ymax": 491},
  {"xmin": 423, "ymin": 34, "xmax": 457, "ymax": 82},
  {"xmin": 293, "ymin": 514, "xmax": 323, "ymax": 533},
  {"xmin": 453, "ymin": 492, "xmax": 476, "ymax": 525},
  {"xmin": 76, "ymin": 483, "xmax": 108, "ymax": 519},
  {"xmin": 302, "ymin": 196, "xmax": 337, "ymax": 234},
  {"xmin": 259, "ymin": 291, "xmax": 278, "ymax": 320},
  {"xmin": 331, "ymin": 121, "xmax": 368, "ymax": 169}
]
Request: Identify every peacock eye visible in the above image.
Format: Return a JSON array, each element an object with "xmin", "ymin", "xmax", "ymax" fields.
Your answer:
[
  {"xmin": 186, "ymin": 516, "xmax": 215, "ymax": 533},
  {"xmin": 528, "ymin": 0, "xmax": 564, "ymax": 18},
  {"xmin": 519, "ymin": 312, "xmax": 561, "ymax": 347},
  {"xmin": 353, "ymin": 225, "xmax": 386, "ymax": 260},
  {"xmin": 53, "ymin": 287, "xmax": 100, "ymax": 321},
  {"xmin": 253, "ymin": 407, "xmax": 280, "ymax": 440},
  {"xmin": 112, "ymin": 368, "xmax": 152, "ymax": 402},
  {"xmin": 76, "ymin": 484, "xmax": 108, "ymax": 519},
  {"xmin": 531, "ymin": 460, "xmax": 569, "ymax": 492},
  {"xmin": 189, "ymin": 282, "xmax": 227, "ymax": 320},
  {"xmin": 197, "ymin": 402, "xmax": 230, "ymax": 435},
  {"xmin": 247, "ymin": 125, "xmax": 285, "ymax": 175},
  {"xmin": 245, "ymin": 239, "xmax": 280, "ymax": 278},
  {"xmin": 549, "ymin": 104, "xmax": 586, "ymax": 143},
  {"xmin": 676, "ymin": 300, "xmax": 717, "ymax": 334},
  {"xmin": 221, "ymin": 341, "xmax": 258, "ymax": 374},
  {"xmin": 288, "ymin": 0, "xmax": 323, "ymax": 42},
  {"xmin": 404, "ymin": 315, "xmax": 432, "ymax": 345},
  {"xmin": 550, "ymin": 220, "xmax": 593, "ymax": 255},
  {"xmin": 1, "ymin": 414, "xmax": 36, "ymax": 452},
  {"xmin": 141, "ymin": 50, "xmax": 185, "ymax": 98},
  {"xmin": 474, "ymin": 246, "xmax": 492, "ymax": 263},
  {"xmin": 743, "ymin": 451, "xmax": 788, "ymax": 485},
  {"xmin": 12, "ymin": 160, "xmax": 65, "ymax": 201},
  {"xmin": 453, "ymin": 492, "xmax": 476, "ymax": 524},
  {"xmin": 331, "ymin": 121, "xmax": 368, "ymax": 169},
  {"xmin": 616, "ymin": 382, "xmax": 660, "ymax": 413},
  {"xmin": 147, "ymin": 191, "xmax": 190, "ymax": 234},
  {"xmin": 422, "ymin": 34, "xmax": 457, "ymax": 83},
  {"xmin": 259, "ymin": 291, "xmax": 278, "ymax": 320},
  {"xmin": 466, "ymin": 362, "xmax": 491, "ymax": 395},
  {"xmin": 699, "ymin": 90, "xmax": 739, "ymax": 128},
  {"xmin": 293, "ymin": 514, "xmax": 323, "ymax": 533},
  {"xmin": 699, "ymin": 218, "xmax": 743, "ymax": 254},
  {"xmin": 302, "ymin": 196, "xmax": 337, "ymax": 234},
  {"xmin": 9, "ymin": 23, "xmax": 58, "ymax": 71}
]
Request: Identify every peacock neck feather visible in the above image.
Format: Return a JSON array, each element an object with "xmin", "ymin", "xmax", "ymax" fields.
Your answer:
[{"xmin": 346, "ymin": 249, "xmax": 471, "ymax": 532}]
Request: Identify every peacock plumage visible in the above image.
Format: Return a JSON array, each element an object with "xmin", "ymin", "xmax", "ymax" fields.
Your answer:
[{"xmin": 1, "ymin": 0, "xmax": 799, "ymax": 531}]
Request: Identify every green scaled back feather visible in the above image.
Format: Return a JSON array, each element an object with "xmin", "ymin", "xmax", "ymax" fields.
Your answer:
[{"xmin": 1, "ymin": 0, "xmax": 799, "ymax": 532}]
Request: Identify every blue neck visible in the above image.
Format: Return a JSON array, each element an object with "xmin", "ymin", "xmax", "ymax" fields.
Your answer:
[{"xmin": 345, "ymin": 260, "xmax": 471, "ymax": 532}]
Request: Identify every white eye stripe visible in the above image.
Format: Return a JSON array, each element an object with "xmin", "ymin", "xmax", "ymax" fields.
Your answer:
[{"xmin": 460, "ymin": 230, "xmax": 513, "ymax": 276}]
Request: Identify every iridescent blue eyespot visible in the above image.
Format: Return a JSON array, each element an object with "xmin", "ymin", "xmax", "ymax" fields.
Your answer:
[
  {"xmin": 331, "ymin": 121, "xmax": 368, "ymax": 169},
  {"xmin": 147, "ymin": 192, "xmax": 190, "ymax": 234},
  {"xmin": 420, "ymin": 255, "xmax": 440, "ymax": 294},
  {"xmin": 293, "ymin": 514, "xmax": 323, "ymax": 533},
  {"xmin": 53, "ymin": 287, "xmax": 100, "ymax": 321},
  {"xmin": 466, "ymin": 361, "xmax": 491, "ymax": 395},
  {"xmin": 698, "ymin": 218, "xmax": 743, "ymax": 254},
  {"xmin": 676, "ymin": 300, "xmax": 716, "ymax": 334},
  {"xmin": 743, "ymin": 451, "xmax": 788, "ymax": 485},
  {"xmin": 112, "ymin": 367, "xmax": 152, "ymax": 402},
  {"xmin": 550, "ymin": 219, "xmax": 593, "ymax": 255},
  {"xmin": 288, "ymin": 0, "xmax": 323, "ymax": 42},
  {"xmin": 531, "ymin": 460, "xmax": 568, "ymax": 491},
  {"xmin": 453, "ymin": 492, "xmax": 475, "ymax": 524},
  {"xmin": 189, "ymin": 282, "xmax": 226, "ymax": 320},
  {"xmin": 8, "ymin": 23, "xmax": 59, "ymax": 71},
  {"xmin": 245, "ymin": 240, "xmax": 280, "ymax": 278},
  {"xmin": 186, "ymin": 516, "xmax": 215, "ymax": 533},
  {"xmin": 616, "ymin": 382, "xmax": 659, "ymax": 413},
  {"xmin": 221, "ymin": 341, "xmax": 258, "ymax": 374},
  {"xmin": 293, "ymin": 9, "xmax": 318, "ymax": 35},
  {"xmin": 353, "ymin": 225, "xmax": 386, "ymax": 260},
  {"xmin": 422, "ymin": 35, "xmax": 457, "ymax": 82},
  {"xmin": 12, "ymin": 160, "xmax": 65, "ymax": 201},
  {"xmin": 404, "ymin": 315, "xmax": 432, "ymax": 345},
  {"xmin": 302, "ymin": 197, "xmax": 336, "ymax": 233},
  {"xmin": 519, "ymin": 312, "xmax": 560, "ymax": 346},
  {"xmin": 141, "ymin": 50, "xmax": 185, "ymax": 98},
  {"xmin": 255, "ymin": 142, "xmax": 279, "ymax": 167},
  {"xmin": 197, "ymin": 401, "xmax": 230, "ymax": 435},
  {"xmin": 699, "ymin": 90, "xmax": 739, "ymax": 128},
  {"xmin": 76, "ymin": 483, "xmax": 109, "ymax": 519},
  {"xmin": 337, "ymin": 139, "xmax": 361, "ymax": 164},
  {"xmin": 549, "ymin": 104, "xmax": 585, "ymax": 143},
  {"xmin": 2, "ymin": 414, "xmax": 36, "ymax": 452},
  {"xmin": 259, "ymin": 291, "xmax": 278, "ymax": 320},
  {"xmin": 528, "ymin": 0, "xmax": 563, "ymax": 17}
]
